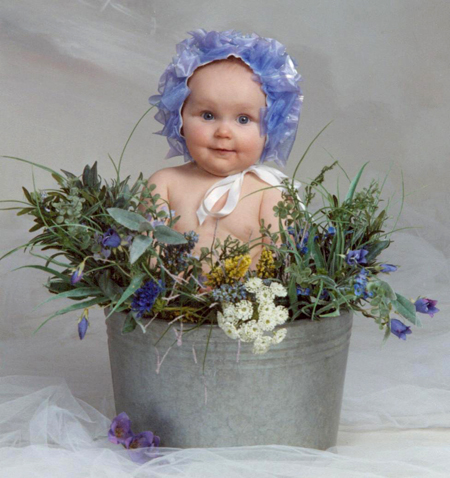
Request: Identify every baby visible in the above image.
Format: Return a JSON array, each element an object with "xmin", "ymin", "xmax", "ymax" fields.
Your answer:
[{"xmin": 143, "ymin": 30, "xmax": 303, "ymax": 272}]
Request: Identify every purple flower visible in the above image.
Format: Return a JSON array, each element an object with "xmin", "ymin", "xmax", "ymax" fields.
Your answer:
[
  {"xmin": 78, "ymin": 309, "xmax": 89, "ymax": 340},
  {"xmin": 414, "ymin": 298, "xmax": 439, "ymax": 318},
  {"xmin": 108, "ymin": 412, "xmax": 133, "ymax": 445},
  {"xmin": 93, "ymin": 248, "xmax": 112, "ymax": 261},
  {"xmin": 346, "ymin": 249, "xmax": 368, "ymax": 266},
  {"xmin": 125, "ymin": 432, "xmax": 161, "ymax": 464},
  {"xmin": 125, "ymin": 431, "xmax": 160, "ymax": 449},
  {"xmin": 354, "ymin": 284, "xmax": 364, "ymax": 296},
  {"xmin": 297, "ymin": 286, "xmax": 311, "ymax": 296},
  {"xmin": 102, "ymin": 228, "xmax": 121, "ymax": 248},
  {"xmin": 326, "ymin": 226, "xmax": 336, "ymax": 236},
  {"xmin": 390, "ymin": 319, "xmax": 412, "ymax": 340},
  {"xmin": 354, "ymin": 268, "xmax": 368, "ymax": 285},
  {"xmin": 380, "ymin": 264, "xmax": 397, "ymax": 273},
  {"xmin": 70, "ymin": 261, "xmax": 85, "ymax": 285},
  {"xmin": 131, "ymin": 280, "xmax": 163, "ymax": 319},
  {"xmin": 319, "ymin": 289, "xmax": 330, "ymax": 300}
]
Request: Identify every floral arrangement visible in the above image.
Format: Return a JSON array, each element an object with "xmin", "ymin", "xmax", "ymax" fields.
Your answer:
[{"xmin": 1, "ymin": 115, "xmax": 439, "ymax": 359}]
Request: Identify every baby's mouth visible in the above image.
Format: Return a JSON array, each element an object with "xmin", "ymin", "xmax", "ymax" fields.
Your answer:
[{"xmin": 212, "ymin": 148, "xmax": 235, "ymax": 153}]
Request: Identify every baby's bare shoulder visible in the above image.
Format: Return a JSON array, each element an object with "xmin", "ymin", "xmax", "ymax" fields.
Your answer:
[{"xmin": 146, "ymin": 166, "xmax": 177, "ymax": 184}]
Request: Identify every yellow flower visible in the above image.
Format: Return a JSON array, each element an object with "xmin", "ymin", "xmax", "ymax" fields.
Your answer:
[
  {"xmin": 206, "ymin": 254, "xmax": 252, "ymax": 287},
  {"xmin": 256, "ymin": 248, "xmax": 276, "ymax": 279}
]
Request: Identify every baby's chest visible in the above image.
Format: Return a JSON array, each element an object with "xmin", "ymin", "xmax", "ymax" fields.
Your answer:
[{"xmin": 168, "ymin": 178, "xmax": 263, "ymax": 245}]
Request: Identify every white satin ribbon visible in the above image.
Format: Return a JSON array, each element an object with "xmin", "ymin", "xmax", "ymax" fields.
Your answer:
[{"xmin": 196, "ymin": 164, "xmax": 303, "ymax": 226}]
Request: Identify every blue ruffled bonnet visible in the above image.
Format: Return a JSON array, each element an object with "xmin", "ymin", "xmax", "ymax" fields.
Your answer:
[{"xmin": 149, "ymin": 29, "xmax": 303, "ymax": 168}]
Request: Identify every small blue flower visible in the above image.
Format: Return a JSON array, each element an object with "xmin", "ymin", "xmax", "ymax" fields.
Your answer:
[
  {"xmin": 353, "ymin": 284, "xmax": 364, "ymax": 296},
  {"xmin": 414, "ymin": 298, "xmax": 439, "ymax": 318},
  {"xmin": 70, "ymin": 261, "xmax": 85, "ymax": 285},
  {"xmin": 346, "ymin": 249, "xmax": 369, "ymax": 266},
  {"xmin": 297, "ymin": 286, "xmax": 311, "ymax": 296},
  {"xmin": 390, "ymin": 319, "xmax": 412, "ymax": 340},
  {"xmin": 102, "ymin": 228, "xmax": 121, "ymax": 248},
  {"xmin": 380, "ymin": 264, "xmax": 397, "ymax": 273},
  {"xmin": 326, "ymin": 226, "xmax": 336, "ymax": 236},
  {"xmin": 319, "ymin": 289, "xmax": 330, "ymax": 300},
  {"xmin": 78, "ymin": 309, "xmax": 89, "ymax": 340},
  {"xmin": 131, "ymin": 280, "xmax": 163, "ymax": 319}
]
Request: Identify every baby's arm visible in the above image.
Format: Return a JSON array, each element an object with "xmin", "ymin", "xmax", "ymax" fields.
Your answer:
[
  {"xmin": 259, "ymin": 186, "xmax": 284, "ymax": 248},
  {"xmin": 138, "ymin": 169, "xmax": 171, "ymax": 216},
  {"xmin": 138, "ymin": 169, "xmax": 171, "ymax": 268}
]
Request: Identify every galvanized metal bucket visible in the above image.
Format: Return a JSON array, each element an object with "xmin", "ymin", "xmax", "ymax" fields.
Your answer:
[{"xmin": 106, "ymin": 310, "xmax": 353, "ymax": 449}]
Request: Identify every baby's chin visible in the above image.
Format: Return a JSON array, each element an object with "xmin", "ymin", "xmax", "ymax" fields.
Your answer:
[{"xmin": 193, "ymin": 160, "xmax": 258, "ymax": 177}]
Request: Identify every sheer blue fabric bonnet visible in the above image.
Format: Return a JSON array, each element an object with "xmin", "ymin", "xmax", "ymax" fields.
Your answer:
[{"xmin": 149, "ymin": 29, "xmax": 303, "ymax": 168}]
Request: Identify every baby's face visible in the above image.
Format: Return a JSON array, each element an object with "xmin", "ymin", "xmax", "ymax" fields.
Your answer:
[{"xmin": 181, "ymin": 59, "xmax": 267, "ymax": 177}]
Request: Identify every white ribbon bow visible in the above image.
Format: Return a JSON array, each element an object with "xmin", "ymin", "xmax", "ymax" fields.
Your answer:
[{"xmin": 196, "ymin": 164, "xmax": 303, "ymax": 226}]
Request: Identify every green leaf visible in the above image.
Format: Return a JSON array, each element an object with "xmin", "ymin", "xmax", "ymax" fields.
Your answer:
[
  {"xmin": 105, "ymin": 273, "xmax": 146, "ymax": 319},
  {"xmin": 22, "ymin": 187, "xmax": 33, "ymax": 203},
  {"xmin": 288, "ymin": 279, "xmax": 299, "ymax": 316},
  {"xmin": 33, "ymin": 287, "xmax": 102, "ymax": 310},
  {"xmin": 138, "ymin": 222, "xmax": 155, "ymax": 233},
  {"xmin": 391, "ymin": 293, "xmax": 422, "ymax": 326},
  {"xmin": 12, "ymin": 264, "xmax": 71, "ymax": 282},
  {"xmin": 365, "ymin": 240, "xmax": 390, "ymax": 262},
  {"xmin": 345, "ymin": 162, "xmax": 369, "ymax": 203},
  {"xmin": 0, "ymin": 242, "xmax": 30, "ymax": 261},
  {"xmin": 89, "ymin": 161, "xmax": 99, "ymax": 188},
  {"xmin": 32, "ymin": 297, "xmax": 106, "ymax": 335},
  {"xmin": 29, "ymin": 222, "xmax": 44, "ymax": 233},
  {"xmin": 309, "ymin": 227, "xmax": 326, "ymax": 270},
  {"xmin": 319, "ymin": 307, "xmax": 341, "ymax": 317},
  {"xmin": 130, "ymin": 235, "xmax": 155, "ymax": 264},
  {"xmin": 17, "ymin": 207, "xmax": 36, "ymax": 216},
  {"xmin": 382, "ymin": 324, "xmax": 392, "ymax": 345},
  {"xmin": 2, "ymin": 156, "xmax": 65, "ymax": 180},
  {"xmin": 107, "ymin": 207, "xmax": 148, "ymax": 231},
  {"xmin": 121, "ymin": 312, "xmax": 137, "ymax": 334},
  {"xmin": 376, "ymin": 280, "xmax": 397, "ymax": 301},
  {"xmin": 99, "ymin": 272, "xmax": 124, "ymax": 301},
  {"xmin": 153, "ymin": 225, "xmax": 188, "ymax": 245}
]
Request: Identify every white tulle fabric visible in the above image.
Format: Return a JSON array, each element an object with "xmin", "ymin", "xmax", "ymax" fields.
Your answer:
[
  {"xmin": 1, "ymin": 373, "xmax": 450, "ymax": 478},
  {"xmin": 196, "ymin": 164, "xmax": 303, "ymax": 225}
]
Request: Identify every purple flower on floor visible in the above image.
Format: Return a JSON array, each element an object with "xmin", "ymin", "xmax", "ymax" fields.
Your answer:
[
  {"xmin": 102, "ymin": 228, "xmax": 121, "ymax": 248},
  {"xmin": 125, "ymin": 431, "xmax": 161, "ymax": 450},
  {"xmin": 108, "ymin": 413, "xmax": 161, "ymax": 464},
  {"xmin": 297, "ymin": 286, "xmax": 311, "ymax": 296},
  {"xmin": 108, "ymin": 412, "xmax": 133, "ymax": 445},
  {"xmin": 380, "ymin": 264, "xmax": 398, "ymax": 273},
  {"xmin": 414, "ymin": 298, "xmax": 439, "ymax": 318},
  {"xmin": 390, "ymin": 319, "xmax": 412, "ymax": 340},
  {"xmin": 70, "ymin": 261, "xmax": 85, "ymax": 285},
  {"xmin": 77, "ymin": 309, "xmax": 89, "ymax": 340},
  {"xmin": 131, "ymin": 280, "xmax": 163, "ymax": 318},
  {"xmin": 346, "ymin": 248, "xmax": 368, "ymax": 266}
]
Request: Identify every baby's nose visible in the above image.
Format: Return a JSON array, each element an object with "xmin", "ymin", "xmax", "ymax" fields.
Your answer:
[{"xmin": 214, "ymin": 121, "xmax": 232, "ymax": 138}]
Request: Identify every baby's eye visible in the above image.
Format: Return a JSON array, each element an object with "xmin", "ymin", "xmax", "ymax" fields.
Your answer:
[
  {"xmin": 237, "ymin": 115, "xmax": 250, "ymax": 125},
  {"xmin": 202, "ymin": 112, "xmax": 214, "ymax": 121}
]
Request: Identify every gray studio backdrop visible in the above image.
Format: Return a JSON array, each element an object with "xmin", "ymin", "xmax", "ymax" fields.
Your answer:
[{"xmin": 1, "ymin": 0, "xmax": 449, "ymax": 420}]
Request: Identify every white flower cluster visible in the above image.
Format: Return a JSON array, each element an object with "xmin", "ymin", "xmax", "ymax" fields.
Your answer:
[{"xmin": 217, "ymin": 278, "xmax": 289, "ymax": 354}]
